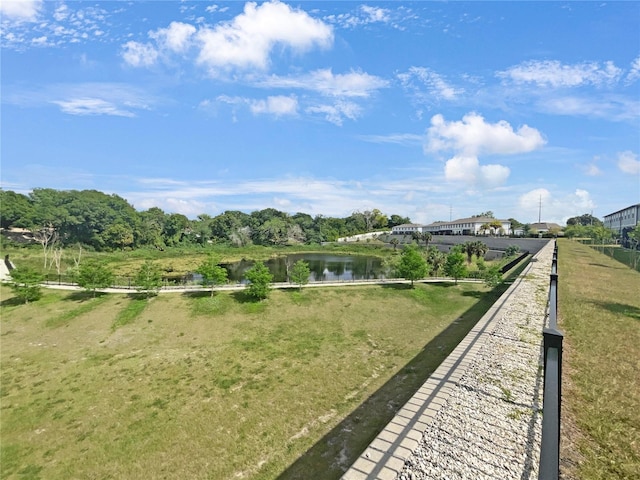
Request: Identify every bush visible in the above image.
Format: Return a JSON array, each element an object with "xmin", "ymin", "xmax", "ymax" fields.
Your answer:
[
  {"xmin": 504, "ymin": 245, "xmax": 521, "ymax": 257},
  {"xmin": 9, "ymin": 267, "xmax": 44, "ymax": 304}
]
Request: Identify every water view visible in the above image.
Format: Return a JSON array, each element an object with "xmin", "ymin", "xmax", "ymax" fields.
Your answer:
[{"xmin": 223, "ymin": 253, "xmax": 387, "ymax": 283}]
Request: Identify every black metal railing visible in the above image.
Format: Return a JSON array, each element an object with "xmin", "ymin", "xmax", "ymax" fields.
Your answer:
[{"xmin": 539, "ymin": 242, "xmax": 563, "ymax": 480}]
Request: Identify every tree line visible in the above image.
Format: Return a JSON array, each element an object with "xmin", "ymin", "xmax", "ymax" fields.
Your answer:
[{"xmin": 0, "ymin": 188, "xmax": 410, "ymax": 251}]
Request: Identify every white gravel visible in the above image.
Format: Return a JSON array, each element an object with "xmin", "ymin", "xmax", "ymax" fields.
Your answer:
[{"xmin": 396, "ymin": 245, "xmax": 553, "ymax": 480}]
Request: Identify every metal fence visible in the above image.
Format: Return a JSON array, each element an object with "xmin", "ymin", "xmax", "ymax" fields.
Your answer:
[{"xmin": 538, "ymin": 242, "xmax": 563, "ymax": 480}]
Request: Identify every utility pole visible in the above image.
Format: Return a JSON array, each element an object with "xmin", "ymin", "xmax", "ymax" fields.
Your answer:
[{"xmin": 538, "ymin": 195, "xmax": 542, "ymax": 223}]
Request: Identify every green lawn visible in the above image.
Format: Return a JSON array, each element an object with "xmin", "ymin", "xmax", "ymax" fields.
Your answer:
[
  {"xmin": 0, "ymin": 277, "xmax": 507, "ymax": 480},
  {"xmin": 558, "ymin": 239, "xmax": 640, "ymax": 479}
]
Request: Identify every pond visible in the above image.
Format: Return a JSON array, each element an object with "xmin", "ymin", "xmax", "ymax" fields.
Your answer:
[{"xmin": 221, "ymin": 253, "xmax": 388, "ymax": 283}]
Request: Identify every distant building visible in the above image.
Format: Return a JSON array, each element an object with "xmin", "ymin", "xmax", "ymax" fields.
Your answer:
[
  {"xmin": 391, "ymin": 223, "xmax": 424, "ymax": 235},
  {"xmin": 392, "ymin": 217, "xmax": 512, "ymax": 236},
  {"xmin": 424, "ymin": 217, "xmax": 512, "ymax": 236},
  {"xmin": 529, "ymin": 222, "xmax": 563, "ymax": 235},
  {"xmin": 603, "ymin": 203, "xmax": 640, "ymax": 247}
]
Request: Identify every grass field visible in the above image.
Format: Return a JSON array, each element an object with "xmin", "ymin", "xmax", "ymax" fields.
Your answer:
[
  {"xmin": 0, "ymin": 275, "xmax": 508, "ymax": 480},
  {"xmin": 558, "ymin": 239, "xmax": 640, "ymax": 479}
]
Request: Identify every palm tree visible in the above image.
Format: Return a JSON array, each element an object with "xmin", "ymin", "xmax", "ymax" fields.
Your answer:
[
  {"xmin": 426, "ymin": 246, "xmax": 446, "ymax": 277},
  {"xmin": 490, "ymin": 220, "xmax": 503, "ymax": 236},
  {"xmin": 473, "ymin": 240, "xmax": 489, "ymax": 260},
  {"xmin": 463, "ymin": 241, "xmax": 476, "ymax": 264},
  {"xmin": 422, "ymin": 232, "xmax": 432, "ymax": 247},
  {"xmin": 463, "ymin": 240, "xmax": 488, "ymax": 264}
]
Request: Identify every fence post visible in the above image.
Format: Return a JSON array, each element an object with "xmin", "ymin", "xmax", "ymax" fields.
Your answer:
[
  {"xmin": 543, "ymin": 327, "xmax": 564, "ymax": 422},
  {"xmin": 539, "ymin": 239, "xmax": 564, "ymax": 480}
]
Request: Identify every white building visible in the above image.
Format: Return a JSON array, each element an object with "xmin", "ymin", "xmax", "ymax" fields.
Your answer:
[
  {"xmin": 391, "ymin": 224, "xmax": 425, "ymax": 235},
  {"xmin": 391, "ymin": 217, "xmax": 512, "ymax": 236},
  {"xmin": 424, "ymin": 217, "xmax": 512, "ymax": 236}
]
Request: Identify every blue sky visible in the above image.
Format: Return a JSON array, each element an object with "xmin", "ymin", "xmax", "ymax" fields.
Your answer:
[{"xmin": 1, "ymin": 1, "xmax": 639, "ymax": 225}]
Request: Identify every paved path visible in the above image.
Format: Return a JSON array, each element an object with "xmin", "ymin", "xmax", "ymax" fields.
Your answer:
[
  {"xmin": 35, "ymin": 277, "xmax": 484, "ymax": 294},
  {"xmin": 341, "ymin": 240, "xmax": 553, "ymax": 480},
  {"xmin": 0, "ymin": 258, "xmax": 13, "ymax": 281}
]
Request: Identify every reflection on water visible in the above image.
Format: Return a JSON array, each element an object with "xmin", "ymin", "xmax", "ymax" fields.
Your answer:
[{"xmin": 222, "ymin": 253, "xmax": 387, "ymax": 283}]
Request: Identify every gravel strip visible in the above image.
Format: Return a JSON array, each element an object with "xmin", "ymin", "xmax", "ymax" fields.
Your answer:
[{"xmin": 396, "ymin": 244, "xmax": 553, "ymax": 480}]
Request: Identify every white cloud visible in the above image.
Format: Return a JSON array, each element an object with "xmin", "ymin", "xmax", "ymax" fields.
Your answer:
[
  {"xmin": 325, "ymin": 4, "xmax": 394, "ymax": 28},
  {"xmin": 540, "ymin": 94, "xmax": 639, "ymax": 121},
  {"xmin": 584, "ymin": 162, "xmax": 602, "ymax": 176},
  {"xmin": 149, "ymin": 21, "xmax": 196, "ymax": 53},
  {"xmin": 425, "ymin": 112, "xmax": 545, "ymax": 189},
  {"xmin": 31, "ymin": 35, "xmax": 48, "ymax": 46},
  {"xmin": 0, "ymin": 0, "xmax": 42, "ymax": 21},
  {"xmin": 361, "ymin": 5, "xmax": 390, "ymax": 23},
  {"xmin": 357, "ymin": 133, "xmax": 423, "ymax": 146},
  {"xmin": 249, "ymin": 95, "xmax": 298, "ymax": 117},
  {"xmin": 121, "ymin": 41, "xmax": 159, "ymax": 67},
  {"xmin": 444, "ymin": 155, "xmax": 510, "ymax": 188},
  {"xmin": 214, "ymin": 94, "xmax": 298, "ymax": 119},
  {"xmin": 626, "ymin": 56, "xmax": 640, "ymax": 84},
  {"xmin": 2, "ymin": 2, "xmax": 111, "ymax": 49},
  {"xmin": 306, "ymin": 100, "xmax": 361, "ymax": 125},
  {"xmin": 479, "ymin": 163, "xmax": 511, "ymax": 187},
  {"xmin": 426, "ymin": 112, "xmax": 546, "ymax": 156},
  {"xmin": 195, "ymin": 1, "xmax": 333, "ymax": 72},
  {"xmin": 444, "ymin": 155, "xmax": 477, "ymax": 183},
  {"xmin": 53, "ymin": 3, "xmax": 69, "ymax": 22},
  {"xmin": 398, "ymin": 67, "xmax": 463, "ymax": 102},
  {"xmin": 617, "ymin": 151, "xmax": 640, "ymax": 175},
  {"xmin": 258, "ymin": 68, "xmax": 388, "ymax": 97},
  {"xmin": 498, "ymin": 60, "xmax": 623, "ymax": 88},
  {"xmin": 51, "ymin": 98, "xmax": 136, "ymax": 117},
  {"xmin": 6, "ymin": 82, "xmax": 157, "ymax": 117}
]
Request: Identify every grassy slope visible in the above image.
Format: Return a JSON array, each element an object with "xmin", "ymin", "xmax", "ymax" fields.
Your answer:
[
  {"xmin": 0, "ymin": 278, "xmax": 504, "ymax": 480},
  {"xmin": 558, "ymin": 239, "xmax": 640, "ymax": 479}
]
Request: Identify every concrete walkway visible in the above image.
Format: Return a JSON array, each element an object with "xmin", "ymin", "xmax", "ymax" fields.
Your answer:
[
  {"xmin": 341, "ymin": 240, "xmax": 552, "ymax": 480},
  {"xmin": 0, "ymin": 257, "xmax": 13, "ymax": 281},
  {"xmin": 33, "ymin": 277, "xmax": 484, "ymax": 294}
]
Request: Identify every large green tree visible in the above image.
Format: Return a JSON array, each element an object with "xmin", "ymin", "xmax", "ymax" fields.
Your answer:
[
  {"xmin": 196, "ymin": 254, "xmax": 228, "ymax": 296},
  {"xmin": 254, "ymin": 217, "xmax": 289, "ymax": 246},
  {"xmin": 163, "ymin": 213, "xmax": 190, "ymax": 246},
  {"xmin": 396, "ymin": 245, "xmax": 430, "ymax": 287},
  {"xmin": 244, "ymin": 261, "xmax": 273, "ymax": 300},
  {"xmin": 77, "ymin": 261, "xmax": 115, "ymax": 297},
  {"xmin": 138, "ymin": 207, "xmax": 166, "ymax": 248},
  {"xmin": 290, "ymin": 260, "xmax": 311, "ymax": 291},
  {"xmin": 566, "ymin": 213, "xmax": 603, "ymax": 227},
  {"xmin": 135, "ymin": 261, "xmax": 163, "ymax": 298},
  {"xmin": 388, "ymin": 214, "xmax": 411, "ymax": 228},
  {"xmin": 444, "ymin": 248, "xmax": 467, "ymax": 285},
  {"xmin": 102, "ymin": 223, "xmax": 134, "ymax": 251},
  {"xmin": 0, "ymin": 190, "xmax": 33, "ymax": 229}
]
